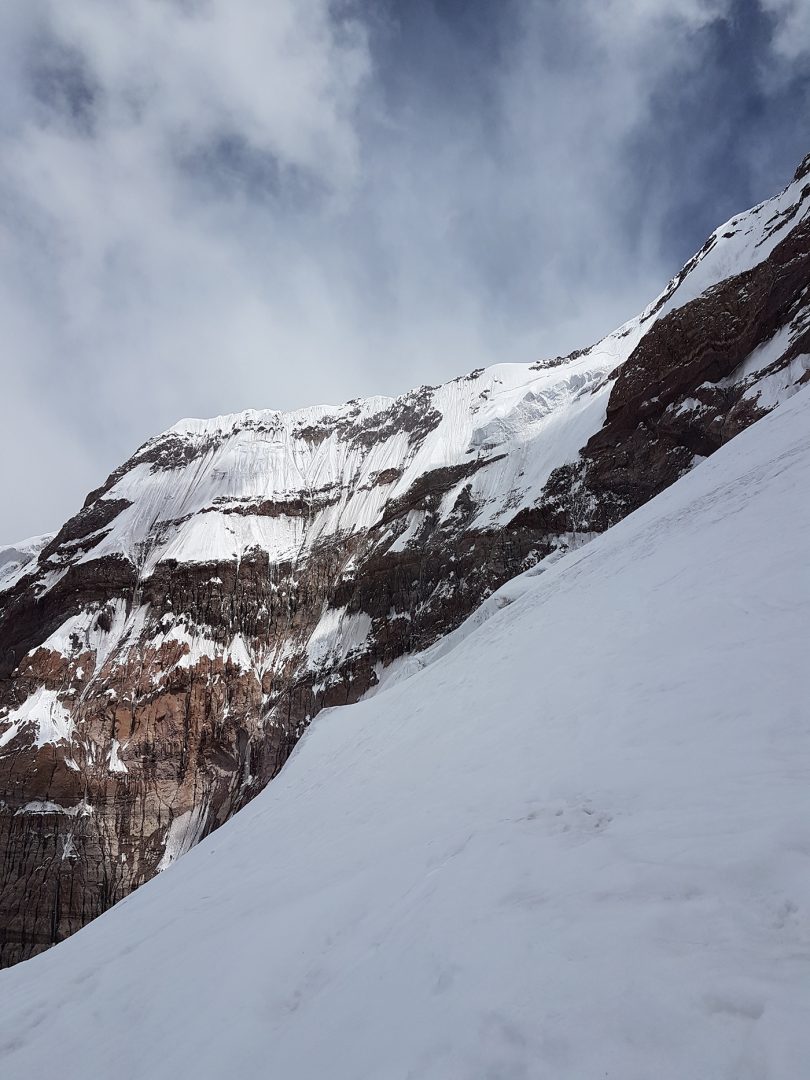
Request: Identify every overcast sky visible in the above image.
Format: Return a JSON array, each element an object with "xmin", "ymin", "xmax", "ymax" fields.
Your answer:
[{"xmin": 1, "ymin": 0, "xmax": 809, "ymax": 541}]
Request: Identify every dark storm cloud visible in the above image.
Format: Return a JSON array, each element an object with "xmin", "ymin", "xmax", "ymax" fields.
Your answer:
[
  {"xmin": 28, "ymin": 32, "xmax": 100, "ymax": 136},
  {"xmin": 622, "ymin": 0, "xmax": 810, "ymax": 265},
  {"xmin": 0, "ymin": 0, "xmax": 808, "ymax": 540}
]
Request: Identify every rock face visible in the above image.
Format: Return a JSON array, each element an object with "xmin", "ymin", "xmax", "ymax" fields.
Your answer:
[{"xmin": 1, "ymin": 158, "xmax": 808, "ymax": 967}]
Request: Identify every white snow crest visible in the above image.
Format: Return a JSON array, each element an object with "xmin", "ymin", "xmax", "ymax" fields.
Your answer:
[{"xmin": 0, "ymin": 532, "xmax": 54, "ymax": 594}]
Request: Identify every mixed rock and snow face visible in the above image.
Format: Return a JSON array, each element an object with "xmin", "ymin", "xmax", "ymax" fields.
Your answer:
[
  {"xmin": 0, "ymin": 534, "xmax": 54, "ymax": 595},
  {"xmin": 0, "ymin": 153, "xmax": 808, "ymax": 966},
  {"xmin": 0, "ymin": 379, "xmax": 807, "ymax": 1080}
]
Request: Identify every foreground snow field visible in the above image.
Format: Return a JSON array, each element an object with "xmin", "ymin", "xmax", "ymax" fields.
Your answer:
[{"xmin": 1, "ymin": 388, "xmax": 809, "ymax": 1079}]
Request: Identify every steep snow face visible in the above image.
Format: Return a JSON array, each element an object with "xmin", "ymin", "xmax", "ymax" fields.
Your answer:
[
  {"xmin": 1, "ymin": 388, "xmax": 807, "ymax": 1080},
  {"xmin": 7, "ymin": 160, "xmax": 806, "ymax": 597},
  {"xmin": 0, "ymin": 687, "xmax": 74, "ymax": 750},
  {"xmin": 43, "ymin": 349, "xmax": 635, "ymax": 579},
  {"xmin": 0, "ymin": 533, "xmax": 54, "ymax": 594},
  {"xmin": 0, "ymin": 156, "xmax": 808, "ymax": 967},
  {"xmin": 640, "ymin": 160, "xmax": 810, "ymax": 323}
]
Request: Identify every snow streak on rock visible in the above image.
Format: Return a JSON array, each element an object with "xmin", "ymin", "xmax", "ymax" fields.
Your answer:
[
  {"xmin": 0, "ymin": 154, "xmax": 808, "ymax": 965},
  {"xmin": 0, "ymin": 381, "xmax": 807, "ymax": 1079}
]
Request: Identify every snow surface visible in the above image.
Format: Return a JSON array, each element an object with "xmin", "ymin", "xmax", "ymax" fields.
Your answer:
[
  {"xmin": 156, "ymin": 801, "xmax": 211, "ymax": 873},
  {"xmin": 0, "ymin": 687, "xmax": 74, "ymax": 749},
  {"xmin": 0, "ymin": 388, "xmax": 807, "ymax": 1079},
  {"xmin": 107, "ymin": 739, "xmax": 128, "ymax": 774},
  {"xmin": 15, "ymin": 162, "xmax": 804, "ymax": 617},
  {"xmin": 62, "ymin": 351, "xmax": 632, "ymax": 580},
  {"xmin": 639, "ymin": 165, "xmax": 810, "ymax": 325},
  {"xmin": 12, "ymin": 165, "xmax": 808, "ymax": 609},
  {"xmin": 38, "ymin": 597, "xmax": 131, "ymax": 671},
  {"xmin": 0, "ymin": 532, "xmax": 53, "ymax": 594},
  {"xmin": 306, "ymin": 605, "xmax": 373, "ymax": 669},
  {"xmin": 13, "ymin": 800, "xmax": 92, "ymax": 818}
]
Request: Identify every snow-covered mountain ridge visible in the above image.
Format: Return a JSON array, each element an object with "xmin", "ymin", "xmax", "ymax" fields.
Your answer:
[
  {"xmin": 32, "ymin": 150, "xmax": 810, "ymax": 582},
  {"xmin": 44, "ymin": 352, "xmax": 624, "ymax": 577},
  {"xmin": 1, "ymin": 378, "xmax": 807, "ymax": 1079},
  {"xmin": 0, "ymin": 152, "xmax": 808, "ymax": 965}
]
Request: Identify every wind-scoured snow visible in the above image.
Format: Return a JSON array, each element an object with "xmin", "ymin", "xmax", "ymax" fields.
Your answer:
[
  {"xmin": 306, "ymin": 606, "xmax": 373, "ymax": 669},
  {"xmin": 154, "ymin": 620, "xmax": 255, "ymax": 673},
  {"xmin": 0, "ymin": 387, "xmax": 807, "ymax": 1080},
  {"xmin": 0, "ymin": 532, "xmax": 54, "ymax": 594},
  {"xmin": 13, "ymin": 800, "xmax": 93, "ymax": 818},
  {"xmin": 62, "ymin": 350, "xmax": 633, "ymax": 580},
  {"xmin": 155, "ymin": 801, "xmax": 211, "ymax": 873},
  {"xmin": 17, "ymin": 163, "xmax": 806, "ymax": 614},
  {"xmin": 640, "ymin": 164, "xmax": 810, "ymax": 323},
  {"xmin": 38, "ymin": 598, "xmax": 131, "ymax": 671},
  {"xmin": 0, "ymin": 687, "xmax": 74, "ymax": 750}
]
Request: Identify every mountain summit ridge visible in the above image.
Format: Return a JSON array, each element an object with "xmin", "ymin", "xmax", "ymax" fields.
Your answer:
[
  {"xmin": 0, "ymin": 154, "xmax": 808, "ymax": 965},
  {"xmin": 1, "ymin": 361, "xmax": 808, "ymax": 1080}
]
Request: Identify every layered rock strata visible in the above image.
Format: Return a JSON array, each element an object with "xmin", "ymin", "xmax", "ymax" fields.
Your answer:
[{"xmin": 1, "ymin": 155, "xmax": 808, "ymax": 966}]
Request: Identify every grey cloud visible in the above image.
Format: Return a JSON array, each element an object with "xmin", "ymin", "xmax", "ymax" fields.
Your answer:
[{"xmin": 1, "ymin": 0, "xmax": 808, "ymax": 540}]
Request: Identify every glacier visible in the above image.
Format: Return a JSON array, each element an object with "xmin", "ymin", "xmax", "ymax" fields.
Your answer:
[{"xmin": 0, "ymin": 380, "xmax": 807, "ymax": 1079}]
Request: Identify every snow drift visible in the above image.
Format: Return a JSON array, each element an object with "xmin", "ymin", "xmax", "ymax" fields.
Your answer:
[{"xmin": 0, "ymin": 383, "xmax": 807, "ymax": 1079}]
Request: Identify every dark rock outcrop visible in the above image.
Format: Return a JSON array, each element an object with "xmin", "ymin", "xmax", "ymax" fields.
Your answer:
[{"xmin": 1, "ymin": 154, "xmax": 808, "ymax": 967}]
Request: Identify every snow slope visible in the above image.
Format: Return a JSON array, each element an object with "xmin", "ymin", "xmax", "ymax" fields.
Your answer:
[
  {"xmin": 0, "ymin": 533, "xmax": 53, "ymax": 594},
  {"xmin": 10, "ymin": 154, "xmax": 808, "ymax": 591},
  {"xmin": 0, "ymin": 384, "xmax": 807, "ymax": 1079},
  {"xmin": 641, "ymin": 156, "xmax": 810, "ymax": 323},
  {"xmin": 32, "ymin": 348, "xmax": 636, "ymax": 581}
]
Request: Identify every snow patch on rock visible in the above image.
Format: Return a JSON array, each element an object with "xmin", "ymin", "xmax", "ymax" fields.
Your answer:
[{"xmin": 0, "ymin": 687, "xmax": 74, "ymax": 749}]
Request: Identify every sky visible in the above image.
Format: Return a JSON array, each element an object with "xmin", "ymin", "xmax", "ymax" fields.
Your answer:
[{"xmin": 1, "ymin": 0, "xmax": 809, "ymax": 541}]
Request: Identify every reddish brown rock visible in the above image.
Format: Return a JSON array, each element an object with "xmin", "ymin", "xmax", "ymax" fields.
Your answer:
[{"xmin": 1, "ymin": 155, "xmax": 808, "ymax": 967}]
